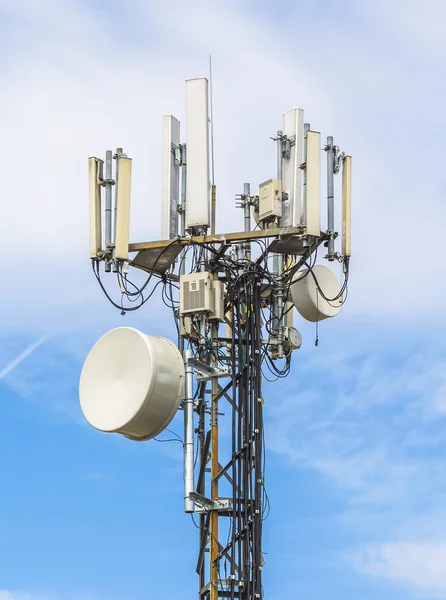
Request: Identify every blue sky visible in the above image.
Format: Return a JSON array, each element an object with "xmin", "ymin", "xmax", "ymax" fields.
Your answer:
[{"xmin": 2, "ymin": 0, "xmax": 446, "ymax": 598}]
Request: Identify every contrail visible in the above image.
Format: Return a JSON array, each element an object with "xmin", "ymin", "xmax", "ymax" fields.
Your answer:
[{"xmin": 0, "ymin": 336, "xmax": 49, "ymax": 381}]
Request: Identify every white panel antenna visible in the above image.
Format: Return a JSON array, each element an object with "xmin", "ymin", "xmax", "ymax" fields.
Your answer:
[
  {"xmin": 185, "ymin": 78, "xmax": 210, "ymax": 229},
  {"xmin": 282, "ymin": 108, "xmax": 304, "ymax": 227},
  {"xmin": 114, "ymin": 156, "xmax": 132, "ymax": 261},
  {"xmin": 342, "ymin": 155, "xmax": 352, "ymax": 257},
  {"xmin": 305, "ymin": 131, "xmax": 321, "ymax": 236},
  {"xmin": 88, "ymin": 157, "xmax": 103, "ymax": 259},
  {"xmin": 161, "ymin": 115, "xmax": 181, "ymax": 240}
]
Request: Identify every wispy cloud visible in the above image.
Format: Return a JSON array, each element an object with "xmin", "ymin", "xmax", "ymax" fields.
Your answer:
[
  {"xmin": 0, "ymin": 332, "xmax": 89, "ymax": 422},
  {"xmin": 0, "ymin": 336, "xmax": 49, "ymax": 381},
  {"xmin": 0, "ymin": 592, "xmax": 51, "ymax": 600},
  {"xmin": 350, "ymin": 541, "xmax": 446, "ymax": 597},
  {"xmin": 266, "ymin": 331, "xmax": 446, "ymax": 593}
]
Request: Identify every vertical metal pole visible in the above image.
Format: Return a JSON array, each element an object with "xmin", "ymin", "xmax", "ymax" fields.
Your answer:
[
  {"xmin": 181, "ymin": 145, "xmax": 187, "ymax": 248},
  {"xmin": 105, "ymin": 150, "xmax": 112, "ymax": 272},
  {"xmin": 274, "ymin": 134, "xmax": 284, "ymax": 358},
  {"xmin": 209, "ymin": 56, "xmax": 216, "ymax": 239},
  {"xmin": 184, "ymin": 350, "xmax": 195, "ymax": 513},
  {"xmin": 326, "ymin": 136, "xmax": 335, "ymax": 259},
  {"xmin": 302, "ymin": 124, "xmax": 310, "ymax": 227},
  {"xmin": 210, "ymin": 322, "xmax": 219, "ymax": 600},
  {"xmin": 276, "ymin": 130, "xmax": 283, "ymax": 183},
  {"xmin": 209, "ymin": 55, "xmax": 215, "ymax": 188},
  {"xmin": 112, "ymin": 147, "xmax": 123, "ymax": 273},
  {"xmin": 272, "ymin": 132, "xmax": 283, "ymax": 278},
  {"xmin": 211, "ymin": 184, "xmax": 216, "ymax": 235},
  {"xmin": 243, "ymin": 182, "xmax": 251, "ymax": 262},
  {"xmin": 179, "ymin": 145, "xmax": 187, "ymax": 354},
  {"xmin": 243, "ymin": 183, "xmax": 251, "ymax": 233},
  {"xmin": 199, "ymin": 189, "xmax": 207, "ymax": 345}
]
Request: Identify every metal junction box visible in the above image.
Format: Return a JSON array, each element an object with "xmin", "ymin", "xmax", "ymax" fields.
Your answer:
[
  {"xmin": 258, "ymin": 179, "xmax": 282, "ymax": 221},
  {"xmin": 180, "ymin": 272, "xmax": 224, "ymax": 321}
]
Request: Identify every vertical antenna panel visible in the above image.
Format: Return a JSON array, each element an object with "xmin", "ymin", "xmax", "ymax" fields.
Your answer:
[
  {"xmin": 282, "ymin": 108, "xmax": 304, "ymax": 227},
  {"xmin": 115, "ymin": 156, "xmax": 132, "ymax": 261},
  {"xmin": 185, "ymin": 78, "xmax": 210, "ymax": 229},
  {"xmin": 342, "ymin": 155, "xmax": 352, "ymax": 257},
  {"xmin": 161, "ymin": 115, "xmax": 181, "ymax": 240},
  {"xmin": 88, "ymin": 157, "xmax": 103, "ymax": 259},
  {"xmin": 305, "ymin": 131, "xmax": 321, "ymax": 236}
]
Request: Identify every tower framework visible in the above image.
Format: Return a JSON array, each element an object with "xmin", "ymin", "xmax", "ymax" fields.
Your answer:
[
  {"xmin": 83, "ymin": 77, "xmax": 352, "ymax": 600},
  {"xmin": 129, "ymin": 225, "xmax": 329, "ymax": 600}
]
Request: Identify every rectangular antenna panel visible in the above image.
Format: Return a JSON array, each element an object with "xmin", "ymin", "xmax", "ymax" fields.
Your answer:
[
  {"xmin": 282, "ymin": 108, "xmax": 304, "ymax": 227},
  {"xmin": 161, "ymin": 115, "xmax": 180, "ymax": 240},
  {"xmin": 115, "ymin": 156, "xmax": 132, "ymax": 261},
  {"xmin": 342, "ymin": 155, "xmax": 352, "ymax": 257},
  {"xmin": 185, "ymin": 78, "xmax": 210, "ymax": 229},
  {"xmin": 305, "ymin": 131, "xmax": 321, "ymax": 236},
  {"xmin": 88, "ymin": 157, "xmax": 103, "ymax": 259}
]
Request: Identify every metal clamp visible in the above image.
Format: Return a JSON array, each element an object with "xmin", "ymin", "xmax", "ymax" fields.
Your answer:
[
  {"xmin": 189, "ymin": 492, "xmax": 232, "ymax": 513},
  {"xmin": 282, "ymin": 134, "xmax": 295, "ymax": 159},
  {"xmin": 188, "ymin": 358, "xmax": 230, "ymax": 381}
]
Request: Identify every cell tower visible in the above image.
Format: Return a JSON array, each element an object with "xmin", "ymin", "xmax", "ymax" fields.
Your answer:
[{"xmin": 81, "ymin": 76, "xmax": 352, "ymax": 600}]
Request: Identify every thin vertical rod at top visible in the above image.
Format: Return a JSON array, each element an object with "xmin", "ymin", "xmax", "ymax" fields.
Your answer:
[{"xmin": 209, "ymin": 55, "xmax": 215, "ymax": 187}]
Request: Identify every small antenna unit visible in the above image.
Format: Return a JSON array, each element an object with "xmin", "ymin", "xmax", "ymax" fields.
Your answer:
[
  {"xmin": 161, "ymin": 115, "xmax": 181, "ymax": 240},
  {"xmin": 88, "ymin": 157, "xmax": 103, "ymax": 259},
  {"xmin": 342, "ymin": 155, "xmax": 352, "ymax": 257},
  {"xmin": 114, "ymin": 153, "xmax": 132, "ymax": 261},
  {"xmin": 304, "ymin": 130, "xmax": 321, "ymax": 236}
]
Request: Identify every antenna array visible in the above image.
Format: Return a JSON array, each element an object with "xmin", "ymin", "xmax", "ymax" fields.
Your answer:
[{"xmin": 82, "ymin": 77, "xmax": 352, "ymax": 600}]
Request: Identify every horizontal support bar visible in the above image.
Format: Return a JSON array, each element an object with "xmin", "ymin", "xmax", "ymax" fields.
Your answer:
[{"xmin": 129, "ymin": 225, "xmax": 306, "ymax": 253}]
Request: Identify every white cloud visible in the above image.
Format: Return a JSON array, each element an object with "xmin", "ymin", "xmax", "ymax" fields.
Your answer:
[
  {"xmin": 268, "ymin": 342, "xmax": 446, "ymax": 494},
  {"xmin": 0, "ymin": 0, "xmax": 445, "ymax": 331},
  {"xmin": 351, "ymin": 541, "xmax": 446, "ymax": 596},
  {"xmin": 358, "ymin": 0, "xmax": 446, "ymax": 57},
  {"xmin": 264, "ymin": 330, "xmax": 446, "ymax": 593}
]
